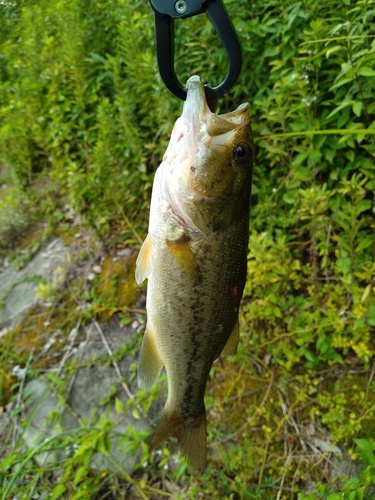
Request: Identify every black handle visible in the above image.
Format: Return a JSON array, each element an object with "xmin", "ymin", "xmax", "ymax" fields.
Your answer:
[{"xmin": 151, "ymin": 0, "xmax": 242, "ymax": 111}]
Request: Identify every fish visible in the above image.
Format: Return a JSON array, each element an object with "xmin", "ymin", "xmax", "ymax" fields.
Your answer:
[{"xmin": 135, "ymin": 75, "xmax": 253, "ymax": 471}]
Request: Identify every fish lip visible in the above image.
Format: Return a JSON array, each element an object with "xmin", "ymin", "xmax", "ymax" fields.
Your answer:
[
  {"xmin": 183, "ymin": 76, "xmax": 251, "ymax": 159},
  {"xmin": 183, "ymin": 76, "xmax": 210, "ymax": 161},
  {"xmin": 184, "ymin": 76, "xmax": 208, "ymax": 124}
]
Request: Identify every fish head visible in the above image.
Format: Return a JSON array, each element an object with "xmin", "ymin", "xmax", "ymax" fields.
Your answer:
[{"xmin": 162, "ymin": 75, "xmax": 253, "ymax": 234}]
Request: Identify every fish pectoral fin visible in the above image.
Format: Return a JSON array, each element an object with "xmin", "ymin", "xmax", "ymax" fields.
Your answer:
[
  {"xmin": 150, "ymin": 408, "xmax": 207, "ymax": 472},
  {"xmin": 166, "ymin": 235, "xmax": 201, "ymax": 282},
  {"xmin": 135, "ymin": 234, "xmax": 152, "ymax": 284},
  {"xmin": 221, "ymin": 318, "xmax": 240, "ymax": 356},
  {"xmin": 137, "ymin": 325, "xmax": 164, "ymax": 389}
]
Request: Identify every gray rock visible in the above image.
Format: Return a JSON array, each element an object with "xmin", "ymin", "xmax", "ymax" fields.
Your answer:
[
  {"xmin": 18, "ymin": 377, "xmax": 62, "ymax": 465},
  {"xmin": 21, "ymin": 319, "xmax": 164, "ymax": 472},
  {"xmin": 0, "ymin": 238, "xmax": 71, "ymax": 328},
  {"xmin": 0, "ymin": 237, "xmax": 165, "ymax": 473}
]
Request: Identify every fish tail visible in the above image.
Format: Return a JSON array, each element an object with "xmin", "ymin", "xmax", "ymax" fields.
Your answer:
[
  {"xmin": 149, "ymin": 410, "xmax": 207, "ymax": 471},
  {"xmin": 178, "ymin": 413, "xmax": 207, "ymax": 471}
]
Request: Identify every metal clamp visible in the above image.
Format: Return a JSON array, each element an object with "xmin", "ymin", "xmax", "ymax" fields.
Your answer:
[{"xmin": 150, "ymin": 0, "xmax": 242, "ymax": 111}]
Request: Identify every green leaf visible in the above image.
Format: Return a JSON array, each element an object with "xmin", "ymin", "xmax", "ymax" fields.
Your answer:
[
  {"xmin": 329, "ymin": 77, "xmax": 354, "ymax": 90},
  {"xmin": 324, "ymin": 148, "xmax": 336, "ymax": 164},
  {"xmin": 326, "ymin": 100, "xmax": 354, "ymax": 120},
  {"xmin": 72, "ymin": 491, "xmax": 94, "ymax": 500},
  {"xmin": 357, "ymin": 66, "xmax": 375, "ymax": 77},
  {"xmin": 292, "ymin": 152, "xmax": 308, "ymax": 166},
  {"xmin": 326, "ymin": 45, "xmax": 345, "ymax": 58},
  {"xmin": 273, "ymin": 306, "xmax": 282, "ymax": 318},
  {"xmin": 362, "ymin": 145, "xmax": 375, "ymax": 157},
  {"xmin": 345, "ymin": 477, "xmax": 360, "ymax": 490},
  {"xmin": 299, "ymin": 347, "xmax": 318, "ymax": 365},
  {"xmin": 352, "ymin": 101, "xmax": 362, "ymax": 117},
  {"xmin": 97, "ymin": 434, "xmax": 112, "ymax": 453},
  {"xmin": 355, "ymin": 199, "xmax": 371, "ymax": 214},
  {"xmin": 51, "ymin": 484, "xmax": 67, "ymax": 499},
  {"xmin": 283, "ymin": 189, "xmax": 299, "ymax": 204},
  {"xmin": 115, "ymin": 397, "xmax": 124, "ymax": 414},
  {"xmin": 88, "ymin": 53, "xmax": 107, "ymax": 63},
  {"xmin": 326, "ymin": 493, "xmax": 343, "ymax": 500},
  {"xmin": 367, "ymin": 306, "xmax": 375, "ymax": 327},
  {"xmin": 356, "ymin": 238, "xmax": 373, "ymax": 253},
  {"xmin": 74, "ymin": 465, "xmax": 88, "ymax": 486},
  {"xmin": 354, "ymin": 438, "xmax": 375, "ymax": 467},
  {"xmin": 333, "ymin": 235, "xmax": 351, "ymax": 252},
  {"xmin": 294, "ymin": 167, "xmax": 312, "ymax": 181}
]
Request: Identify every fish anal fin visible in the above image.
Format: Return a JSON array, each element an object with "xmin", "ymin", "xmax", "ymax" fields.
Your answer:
[
  {"xmin": 166, "ymin": 235, "xmax": 201, "ymax": 283},
  {"xmin": 137, "ymin": 325, "xmax": 163, "ymax": 389},
  {"xmin": 221, "ymin": 318, "xmax": 239, "ymax": 356},
  {"xmin": 135, "ymin": 234, "xmax": 152, "ymax": 285},
  {"xmin": 150, "ymin": 409, "xmax": 207, "ymax": 472}
]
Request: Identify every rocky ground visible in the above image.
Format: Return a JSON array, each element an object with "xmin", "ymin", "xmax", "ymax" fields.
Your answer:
[{"xmin": 0, "ymin": 231, "xmax": 165, "ymax": 476}]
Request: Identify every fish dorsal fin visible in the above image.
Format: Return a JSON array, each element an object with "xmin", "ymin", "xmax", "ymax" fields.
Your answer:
[
  {"xmin": 166, "ymin": 235, "xmax": 201, "ymax": 282},
  {"xmin": 221, "ymin": 318, "xmax": 239, "ymax": 356},
  {"xmin": 137, "ymin": 324, "xmax": 164, "ymax": 389},
  {"xmin": 135, "ymin": 234, "xmax": 152, "ymax": 285}
]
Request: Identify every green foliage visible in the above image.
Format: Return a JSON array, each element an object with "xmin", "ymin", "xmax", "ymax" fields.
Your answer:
[
  {"xmin": 1, "ymin": 0, "xmax": 375, "ymax": 497},
  {"xmin": 239, "ymin": 0, "xmax": 375, "ymax": 423},
  {"xmin": 0, "ymin": 0, "xmax": 173, "ymax": 238}
]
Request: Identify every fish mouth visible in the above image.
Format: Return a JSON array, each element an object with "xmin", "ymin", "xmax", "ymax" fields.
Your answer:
[
  {"xmin": 159, "ymin": 76, "xmax": 251, "ymax": 234},
  {"xmin": 183, "ymin": 76, "xmax": 250, "ymax": 160}
]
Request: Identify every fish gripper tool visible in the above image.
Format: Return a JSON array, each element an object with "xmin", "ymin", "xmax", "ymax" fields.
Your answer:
[{"xmin": 149, "ymin": 0, "xmax": 242, "ymax": 112}]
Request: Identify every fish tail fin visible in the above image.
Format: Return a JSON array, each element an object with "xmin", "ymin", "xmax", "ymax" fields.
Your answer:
[
  {"xmin": 178, "ymin": 413, "xmax": 207, "ymax": 471},
  {"xmin": 149, "ymin": 409, "xmax": 207, "ymax": 471}
]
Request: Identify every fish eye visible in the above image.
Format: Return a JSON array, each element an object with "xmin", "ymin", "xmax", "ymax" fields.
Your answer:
[{"xmin": 234, "ymin": 143, "xmax": 251, "ymax": 165}]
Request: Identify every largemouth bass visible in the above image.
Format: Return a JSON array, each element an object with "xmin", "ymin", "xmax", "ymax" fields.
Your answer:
[{"xmin": 135, "ymin": 75, "xmax": 253, "ymax": 470}]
